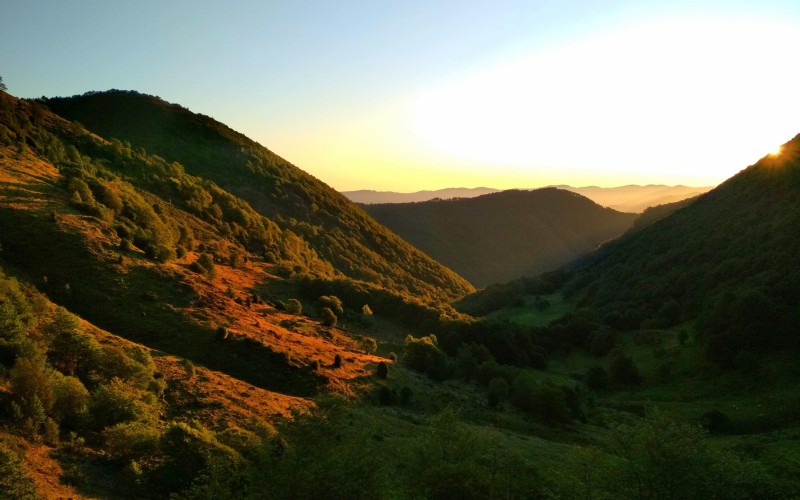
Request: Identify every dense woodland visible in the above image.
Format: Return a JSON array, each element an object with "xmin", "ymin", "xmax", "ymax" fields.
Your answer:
[{"xmin": 0, "ymin": 88, "xmax": 798, "ymax": 498}]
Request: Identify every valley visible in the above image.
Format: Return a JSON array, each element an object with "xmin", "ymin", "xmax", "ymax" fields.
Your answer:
[{"xmin": 0, "ymin": 89, "xmax": 798, "ymax": 498}]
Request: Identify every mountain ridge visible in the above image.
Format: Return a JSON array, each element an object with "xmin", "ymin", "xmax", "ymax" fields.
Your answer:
[
  {"xmin": 343, "ymin": 184, "xmax": 711, "ymax": 212},
  {"xmin": 363, "ymin": 188, "xmax": 637, "ymax": 287},
  {"xmin": 41, "ymin": 89, "xmax": 474, "ymax": 302}
]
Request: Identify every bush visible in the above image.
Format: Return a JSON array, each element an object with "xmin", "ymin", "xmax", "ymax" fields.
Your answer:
[
  {"xmin": 191, "ymin": 253, "xmax": 216, "ymax": 276},
  {"xmin": 584, "ymin": 366, "xmax": 609, "ymax": 391},
  {"xmin": 0, "ymin": 443, "xmax": 38, "ymax": 499},
  {"xmin": 377, "ymin": 386, "xmax": 393, "ymax": 405},
  {"xmin": 376, "ymin": 361, "xmax": 388, "ymax": 379},
  {"xmin": 157, "ymin": 421, "xmax": 241, "ymax": 493},
  {"xmin": 333, "ymin": 354, "xmax": 343, "ymax": 368},
  {"xmin": 89, "ymin": 378, "xmax": 159, "ymax": 430},
  {"xmin": 701, "ymin": 409, "xmax": 730, "ymax": 435},
  {"xmin": 9, "ymin": 356, "xmax": 54, "ymax": 416},
  {"xmin": 320, "ymin": 307, "xmax": 337, "ymax": 327},
  {"xmin": 50, "ymin": 371, "xmax": 89, "ymax": 430},
  {"xmin": 361, "ymin": 337, "xmax": 377, "ymax": 354},
  {"xmin": 319, "ymin": 295, "xmax": 344, "ymax": 316},
  {"xmin": 285, "ymin": 298, "xmax": 302, "ymax": 315},
  {"xmin": 104, "ymin": 421, "xmax": 161, "ymax": 460},
  {"xmin": 402, "ymin": 334, "xmax": 451, "ymax": 380},
  {"xmin": 487, "ymin": 377, "xmax": 509, "ymax": 407},
  {"xmin": 610, "ymin": 354, "xmax": 642, "ymax": 386}
]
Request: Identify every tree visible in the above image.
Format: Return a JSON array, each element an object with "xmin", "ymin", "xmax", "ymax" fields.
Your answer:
[
  {"xmin": 0, "ymin": 76, "xmax": 7, "ymax": 92},
  {"xmin": 285, "ymin": 299, "xmax": 302, "ymax": 315},
  {"xmin": 0, "ymin": 443, "xmax": 38, "ymax": 499},
  {"xmin": 319, "ymin": 295, "xmax": 344, "ymax": 316},
  {"xmin": 487, "ymin": 377, "xmax": 509, "ymax": 407},
  {"xmin": 610, "ymin": 354, "xmax": 642, "ymax": 386},
  {"xmin": 376, "ymin": 361, "xmax": 388, "ymax": 379},
  {"xmin": 320, "ymin": 307, "xmax": 337, "ymax": 327}
]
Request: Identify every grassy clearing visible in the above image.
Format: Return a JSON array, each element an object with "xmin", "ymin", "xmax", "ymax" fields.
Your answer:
[{"xmin": 486, "ymin": 292, "xmax": 573, "ymax": 327}]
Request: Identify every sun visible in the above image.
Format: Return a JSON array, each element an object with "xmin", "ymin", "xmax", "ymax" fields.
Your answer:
[{"xmin": 769, "ymin": 146, "xmax": 783, "ymax": 156}]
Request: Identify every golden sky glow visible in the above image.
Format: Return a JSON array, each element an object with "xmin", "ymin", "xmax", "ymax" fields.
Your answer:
[
  {"xmin": 273, "ymin": 17, "xmax": 800, "ymax": 192},
  {"xmin": 6, "ymin": 2, "xmax": 800, "ymax": 192}
]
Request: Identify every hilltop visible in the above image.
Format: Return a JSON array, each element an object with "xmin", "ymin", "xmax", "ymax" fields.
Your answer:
[
  {"xmin": 42, "ymin": 90, "xmax": 473, "ymax": 302},
  {"xmin": 343, "ymin": 184, "xmax": 711, "ymax": 213},
  {"xmin": 364, "ymin": 188, "xmax": 637, "ymax": 287}
]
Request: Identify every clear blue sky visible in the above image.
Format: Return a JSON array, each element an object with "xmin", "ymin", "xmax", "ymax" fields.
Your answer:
[{"xmin": 3, "ymin": 1, "xmax": 800, "ymax": 190}]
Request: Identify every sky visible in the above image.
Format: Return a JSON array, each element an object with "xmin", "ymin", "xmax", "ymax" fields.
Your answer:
[{"xmin": 2, "ymin": 1, "xmax": 800, "ymax": 191}]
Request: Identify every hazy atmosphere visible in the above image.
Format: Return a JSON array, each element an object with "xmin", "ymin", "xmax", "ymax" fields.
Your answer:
[{"xmin": 3, "ymin": 0, "xmax": 800, "ymax": 190}]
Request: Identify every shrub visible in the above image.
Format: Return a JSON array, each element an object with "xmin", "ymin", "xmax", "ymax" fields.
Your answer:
[
  {"xmin": 319, "ymin": 295, "xmax": 344, "ymax": 316},
  {"xmin": 320, "ymin": 307, "xmax": 337, "ymax": 327},
  {"xmin": 399, "ymin": 386, "xmax": 413, "ymax": 405},
  {"xmin": 50, "ymin": 371, "xmax": 89, "ymax": 430},
  {"xmin": 585, "ymin": 366, "xmax": 609, "ymax": 391},
  {"xmin": 361, "ymin": 337, "xmax": 377, "ymax": 354},
  {"xmin": 157, "ymin": 421, "xmax": 240, "ymax": 493},
  {"xmin": 488, "ymin": 377, "xmax": 509, "ymax": 407},
  {"xmin": 89, "ymin": 378, "xmax": 159, "ymax": 430},
  {"xmin": 333, "ymin": 354, "xmax": 343, "ymax": 368},
  {"xmin": 104, "ymin": 421, "xmax": 161, "ymax": 460},
  {"xmin": 0, "ymin": 443, "xmax": 38, "ymax": 499},
  {"xmin": 402, "ymin": 335, "xmax": 451, "ymax": 380},
  {"xmin": 191, "ymin": 253, "xmax": 216, "ymax": 276},
  {"xmin": 285, "ymin": 298, "xmax": 302, "ymax": 315},
  {"xmin": 701, "ymin": 409, "xmax": 730, "ymax": 435},
  {"xmin": 377, "ymin": 386, "xmax": 393, "ymax": 405},
  {"xmin": 9, "ymin": 356, "xmax": 54, "ymax": 415},
  {"xmin": 376, "ymin": 361, "xmax": 388, "ymax": 379},
  {"xmin": 610, "ymin": 354, "xmax": 642, "ymax": 386},
  {"xmin": 215, "ymin": 326, "xmax": 229, "ymax": 341},
  {"xmin": 42, "ymin": 308, "xmax": 100, "ymax": 378}
]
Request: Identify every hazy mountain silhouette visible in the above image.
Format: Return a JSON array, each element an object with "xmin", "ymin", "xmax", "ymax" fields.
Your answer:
[
  {"xmin": 363, "ymin": 188, "xmax": 637, "ymax": 287},
  {"xmin": 343, "ymin": 184, "xmax": 711, "ymax": 213}
]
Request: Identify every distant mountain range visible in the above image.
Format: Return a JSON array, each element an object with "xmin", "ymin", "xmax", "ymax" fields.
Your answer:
[
  {"xmin": 343, "ymin": 184, "xmax": 712, "ymax": 213},
  {"xmin": 363, "ymin": 188, "xmax": 637, "ymax": 287}
]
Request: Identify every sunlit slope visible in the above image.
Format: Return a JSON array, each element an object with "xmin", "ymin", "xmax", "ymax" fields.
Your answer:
[
  {"xmin": 364, "ymin": 189, "xmax": 637, "ymax": 287},
  {"xmin": 43, "ymin": 90, "xmax": 473, "ymax": 301}
]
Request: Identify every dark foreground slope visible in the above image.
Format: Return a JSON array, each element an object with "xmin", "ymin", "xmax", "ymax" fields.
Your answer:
[
  {"xmin": 562, "ymin": 141, "xmax": 800, "ymax": 357},
  {"xmin": 364, "ymin": 189, "xmax": 637, "ymax": 287},
  {"xmin": 465, "ymin": 137, "xmax": 800, "ymax": 360},
  {"xmin": 42, "ymin": 90, "xmax": 473, "ymax": 301}
]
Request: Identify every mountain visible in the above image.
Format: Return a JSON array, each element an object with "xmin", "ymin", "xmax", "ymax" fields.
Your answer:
[
  {"xmin": 41, "ymin": 90, "xmax": 473, "ymax": 302},
  {"xmin": 363, "ymin": 188, "xmax": 637, "ymax": 287},
  {"xmin": 343, "ymin": 187, "xmax": 500, "ymax": 204},
  {"xmin": 0, "ymin": 88, "xmax": 796, "ymax": 498},
  {"xmin": 343, "ymin": 184, "xmax": 712, "ymax": 212},
  {"xmin": 558, "ymin": 184, "xmax": 713, "ymax": 213},
  {"xmin": 463, "ymin": 136, "xmax": 800, "ymax": 361}
]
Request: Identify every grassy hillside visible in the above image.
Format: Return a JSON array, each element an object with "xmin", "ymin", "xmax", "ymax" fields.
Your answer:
[
  {"xmin": 364, "ymin": 188, "xmax": 637, "ymax": 287},
  {"xmin": 2, "ymin": 88, "xmax": 798, "ymax": 498},
  {"xmin": 41, "ymin": 90, "xmax": 473, "ymax": 302}
]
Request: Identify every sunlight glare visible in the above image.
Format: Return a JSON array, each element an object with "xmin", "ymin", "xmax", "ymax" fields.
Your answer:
[{"xmin": 409, "ymin": 18, "xmax": 800, "ymax": 186}]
